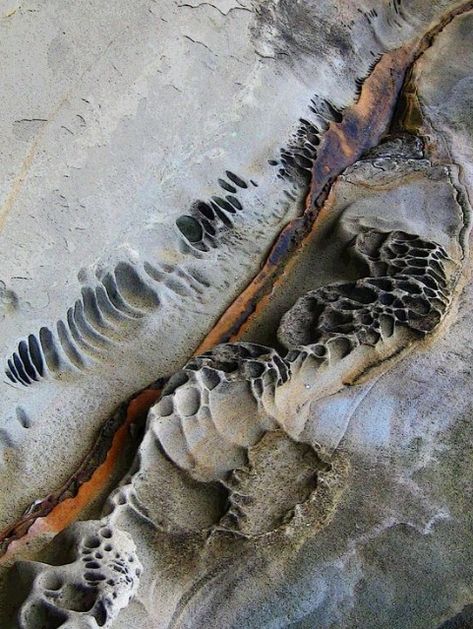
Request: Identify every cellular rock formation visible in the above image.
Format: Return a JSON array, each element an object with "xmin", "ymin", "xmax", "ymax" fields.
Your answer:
[
  {"xmin": 145, "ymin": 229, "xmax": 455, "ymax": 485},
  {"xmin": 1, "ymin": 0, "xmax": 470, "ymax": 537},
  {"xmin": 16, "ymin": 523, "xmax": 141, "ymax": 629},
  {"xmin": 2, "ymin": 1, "xmax": 473, "ymax": 628},
  {"xmin": 15, "ymin": 225, "xmax": 457, "ymax": 626}
]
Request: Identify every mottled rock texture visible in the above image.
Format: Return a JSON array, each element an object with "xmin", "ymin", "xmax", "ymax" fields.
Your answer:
[{"xmin": 1, "ymin": 1, "xmax": 473, "ymax": 627}]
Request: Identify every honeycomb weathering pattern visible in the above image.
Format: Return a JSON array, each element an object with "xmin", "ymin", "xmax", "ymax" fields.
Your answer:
[
  {"xmin": 16, "ymin": 228, "xmax": 457, "ymax": 625},
  {"xmin": 152, "ymin": 342, "xmax": 289, "ymax": 481},
  {"xmin": 2, "ymin": 81, "xmax": 421, "ymax": 389},
  {"xmin": 17, "ymin": 522, "xmax": 141, "ymax": 629},
  {"xmin": 279, "ymin": 230, "xmax": 453, "ymax": 349},
  {"xmin": 149, "ymin": 229, "xmax": 454, "ymax": 482}
]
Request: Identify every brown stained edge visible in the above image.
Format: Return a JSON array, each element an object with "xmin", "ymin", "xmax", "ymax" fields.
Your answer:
[
  {"xmin": 0, "ymin": 386, "xmax": 163, "ymax": 558},
  {"xmin": 2, "ymin": 0, "xmax": 473, "ymax": 560},
  {"xmin": 195, "ymin": 0, "xmax": 473, "ymax": 350},
  {"xmin": 194, "ymin": 46, "xmax": 414, "ymax": 351},
  {"xmin": 0, "ymin": 42, "xmax": 410, "ymax": 554}
]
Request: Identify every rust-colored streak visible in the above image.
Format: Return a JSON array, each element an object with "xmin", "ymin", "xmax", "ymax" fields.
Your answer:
[
  {"xmin": 196, "ymin": 46, "xmax": 413, "ymax": 353},
  {"xmin": 196, "ymin": 0, "xmax": 473, "ymax": 353},
  {"xmin": 0, "ymin": 387, "xmax": 162, "ymax": 559},
  {"xmin": 308, "ymin": 48, "xmax": 412, "ymax": 205},
  {"xmin": 45, "ymin": 389, "xmax": 161, "ymax": 530}
]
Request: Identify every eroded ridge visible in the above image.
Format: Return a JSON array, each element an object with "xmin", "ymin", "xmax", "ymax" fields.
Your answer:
[
  {"xmin": 152, "ymin": 342, "xmax": 289, "ymax": 482},
  {"xmin": 17, "ymin": 522, "xmax": 141, "ymax": 629},
  {"xmin": 280, "ymin": 230, "xmax": 453, "ymax": 350},
  {"xmin": 147, "ymin": 230, "xmax": 455, "ymax": 481},
  {"xmin": 14, "ymin": 228, "xmax": 457, "ymax": 625}
]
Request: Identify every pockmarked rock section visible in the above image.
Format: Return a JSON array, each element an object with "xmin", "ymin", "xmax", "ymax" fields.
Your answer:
[
  {"xmin": 12, "ymin": 131, "xmax": 470, "ymax": 628},
  {"xmin": 16, "ymin": 522, "xmax": 141, "ymax": 629},
  {"xmin": 2, "ymin": 1, "xmax": 473, "ymax": 628}
]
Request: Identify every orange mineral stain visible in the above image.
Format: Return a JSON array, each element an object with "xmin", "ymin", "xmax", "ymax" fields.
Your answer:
[
  {"xmin": 196, "ymin": 46, "xmax": 414, "ymax": 353},
  {"xmin": 0, "ymin": 388, "xmax": 162, "ymax": 562},
  {"xmin": 0, "ymin": 46, "xmax": 418, "ymax": 561},
  {"xmin": 45, "ymin": 389, "xmax": 162, "ymax": 532}
]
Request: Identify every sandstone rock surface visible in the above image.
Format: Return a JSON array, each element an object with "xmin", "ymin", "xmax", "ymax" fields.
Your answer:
[{"xmin": 1, "ymin": 1, "xmax": 473, "ymax": 627}]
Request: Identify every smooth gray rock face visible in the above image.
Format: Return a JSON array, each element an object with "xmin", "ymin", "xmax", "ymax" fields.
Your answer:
[{"xmin": 1, "ymin": 1, "xmax": 473, "ymax": 628}]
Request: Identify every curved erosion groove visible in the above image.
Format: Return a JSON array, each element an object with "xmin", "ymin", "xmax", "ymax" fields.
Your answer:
[
  {"xmin": 194, "ymin": 46, "xmax": 413, "ymax": 351},
  {"xmin": 1, "ymin": 0, "xmax": 472, "ymax": 559},
  {"xmin": 195, "ymin": 0, "xmax": 473, "ymax": 351}
]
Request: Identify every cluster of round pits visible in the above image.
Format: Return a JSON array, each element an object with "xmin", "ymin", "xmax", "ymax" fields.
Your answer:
[
  {"xmin": 19, "ymin": 524, "xmax": 141, "ymax": 629},
  {"xmin": 149, "ymin": 343, "xmax": 292, "ymax": 480},
  {"xmin": 176, "ymin": 170, "xmax": 250, "ymax": 252},
  {"xmin": 279, "ymin": 231, "xmax": 453, "ymax": 353}
]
